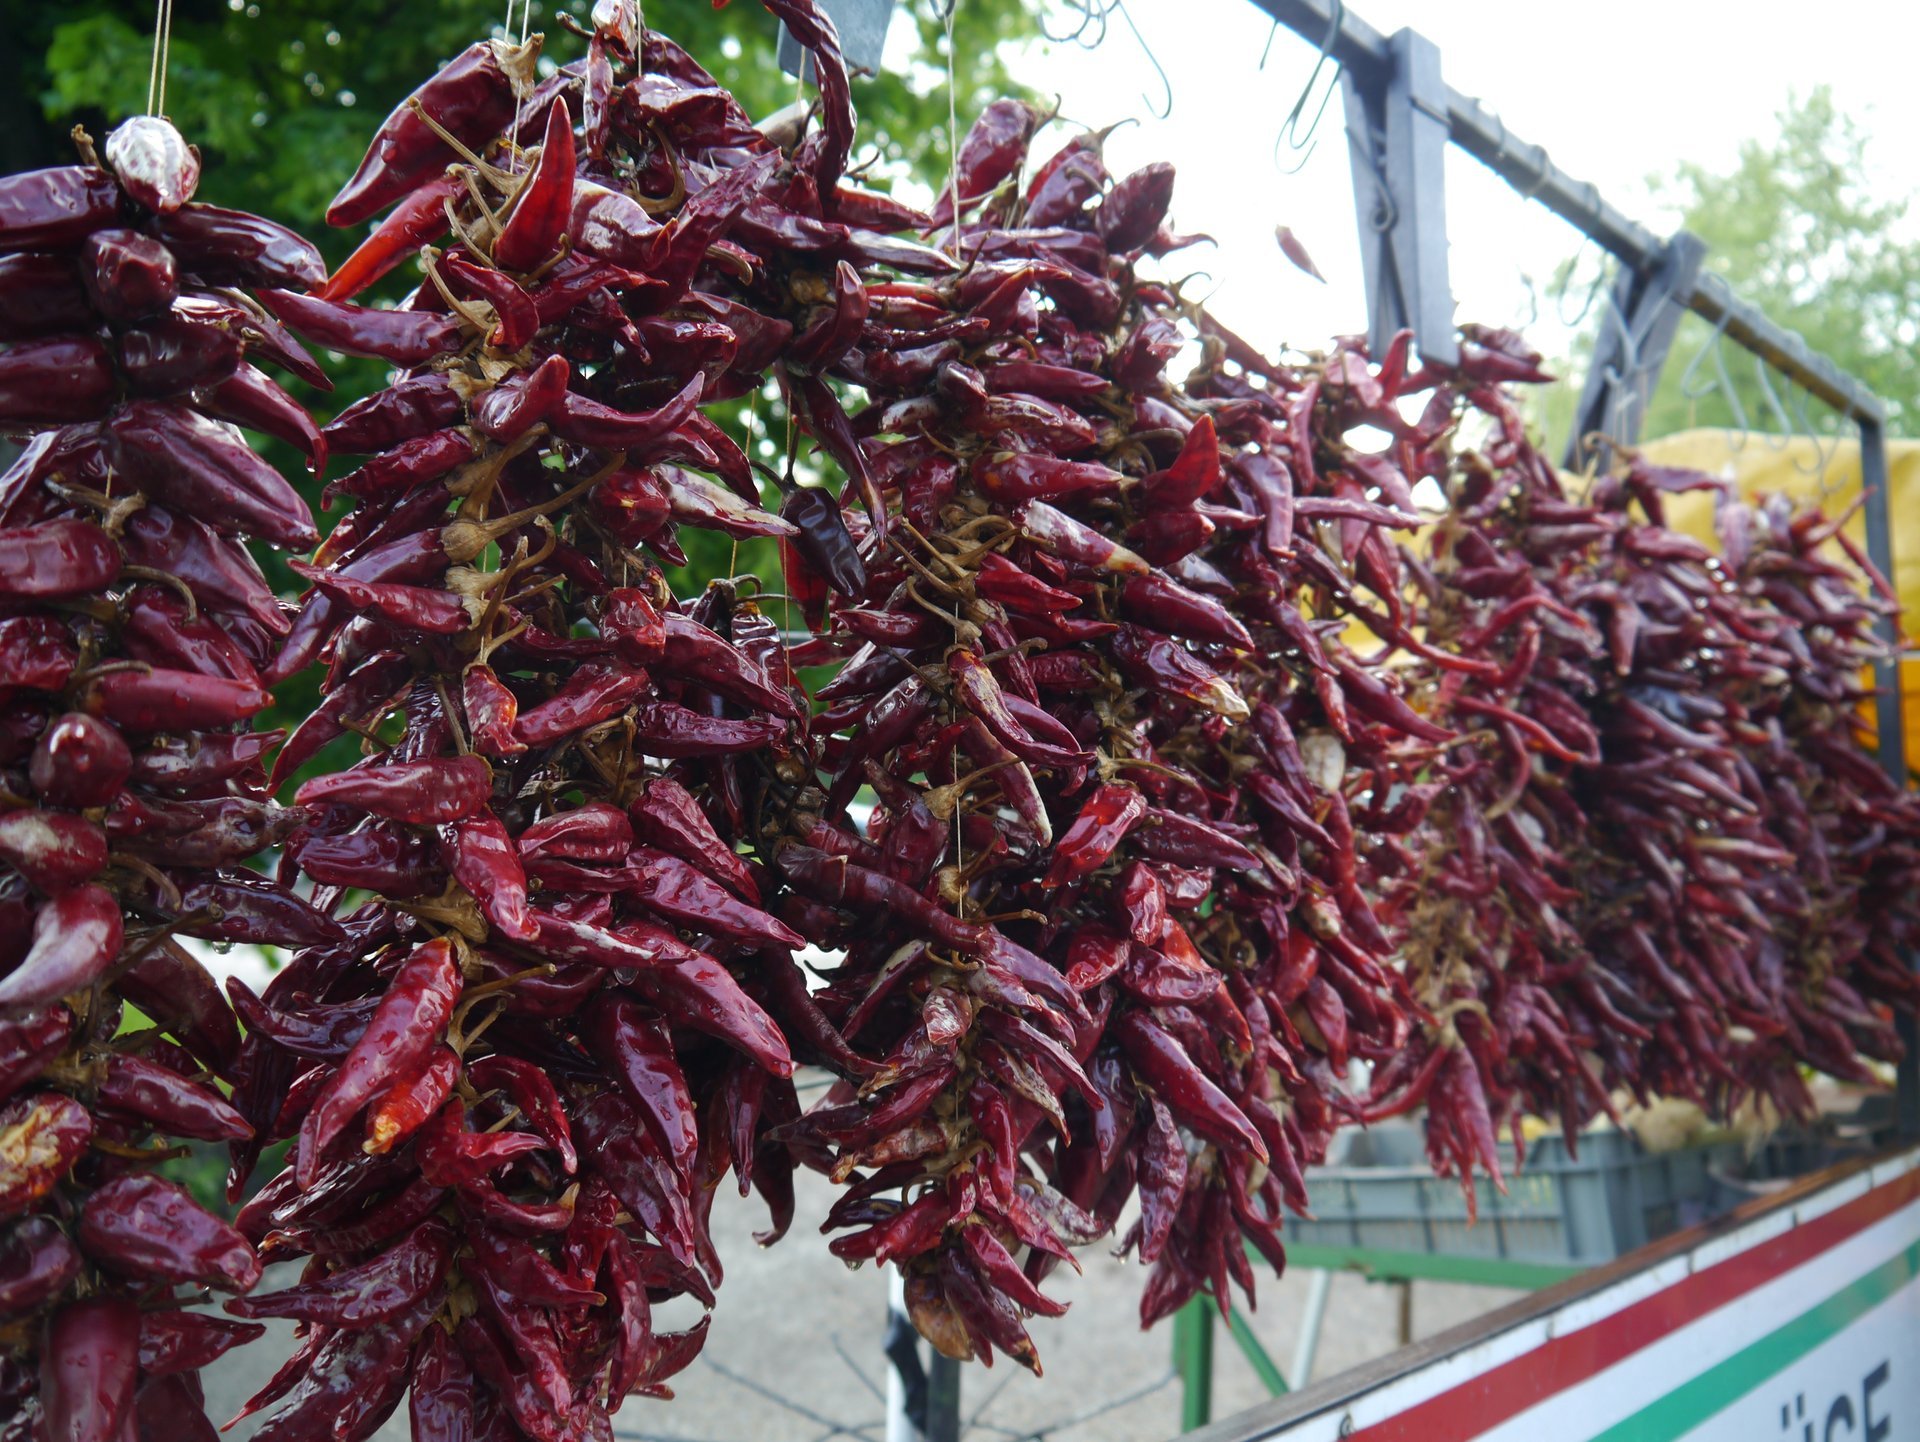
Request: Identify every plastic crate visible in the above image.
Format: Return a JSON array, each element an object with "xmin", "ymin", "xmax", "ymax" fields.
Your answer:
[{"xmin": 1284, "ymin": 1123, "xmax": 1750, "ymax": 1269}]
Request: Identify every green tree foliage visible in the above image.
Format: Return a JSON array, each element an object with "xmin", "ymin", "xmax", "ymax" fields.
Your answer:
[
  {"xmin": 16, "ymin": 0, "xmax": 1035, "ymax": 761},
  {"xmin": 1542, "ymin": 87, "xmax": 1920, "ymax": 449},
  {"xmin": 1641, "ymin": 86, "xmax": 1920, "ymax": 438}
]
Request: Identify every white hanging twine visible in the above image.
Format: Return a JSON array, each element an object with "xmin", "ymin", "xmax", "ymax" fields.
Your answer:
[
  {"xmin": 943, "ymin": 0, "xmax": 961, "ymax": 257},
  {"xmin": 146, "ymin": 0, "xmax": 176, "ymax": 116},
  {"xmin": 507, "ymin": 0, "xmax": 537, "ymax": 169}
]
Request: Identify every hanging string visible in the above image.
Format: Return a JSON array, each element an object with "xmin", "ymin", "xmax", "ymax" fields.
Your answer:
[
  {"xmin": 146, "ymin": 0, "xmax": 176, "ymax": 116},
  {"xmin": 939, "ymin": 0, "xmax": 961, "ymax": 258},
  {"xmin": 508, "ymin": 0, "xmax": 534, "ymax": 167}
]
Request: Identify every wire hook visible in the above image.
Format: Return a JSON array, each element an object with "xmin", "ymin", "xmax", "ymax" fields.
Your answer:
[
  {"xmin": 1597, "ymin": 289, "xmax": 1643, "ymax": 445},
  {"xmin": 1677, "ymin": 292, "xmax": 1735, "ymax": 402},
  {"xmin": 1553, "ymin": 236, "xmax": 1609, "ymax": 329},
  {"xmin": 1677, "ymin": 276, "xmax": 1750, "ymax": 449},
  {"xmin": 1786, "ymin": 378, "xmax": 1843, "ymax": 486},
  {"xmin": 1041, "ymin": 0, "xmax": 1105, "ymax": 48},
  {"xmin": 1752, "ymin": 353, "xmax": 1794, "ymax": 451},
  {"xmin": 1112, "ymin": 0, "xmax": 1173, "ymax": 120},
  {"xmin": 1516, "ymin": 271, "xmax": 1540, "ymax": 330},
  {"xmin": 1270, "ymin": 0, "xmax": 1345, "ymax": 174}
]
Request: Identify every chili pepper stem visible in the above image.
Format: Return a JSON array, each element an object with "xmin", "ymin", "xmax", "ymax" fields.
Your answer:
[
  {"xmin": 451, "ymin": 424, "xmax": 555, "ymax": 520},
  {"xmin": 420, "ymin": 250, "xmax": 500, "ymax": 334},
  {"xmin": 117, "ymin": 565, "xmax": 200, "ymax": 620},
  {"xmin": 406, "ymin": 99, "xmax": 514, "ymax": 188}
]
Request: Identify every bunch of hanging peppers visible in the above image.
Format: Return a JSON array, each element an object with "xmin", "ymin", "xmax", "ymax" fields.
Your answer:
[
  {"xmin": 1, "ymin": 0, "xmax": 1917, "ymax": 1435},
  {"xmin": 1363, "ymin": 346, "xmax": 1920, "ymax": 1193},
  {"xmin": 0, "ymin": 115, "xmax": 332, "ymax": 1438},
  {"xmin": 779, "ymin": 112, "xmax": 1462, "ymax": 1358},
  {"xmin": 211, "ymin": 3, "xmax": 952, "ymax": 1437}
]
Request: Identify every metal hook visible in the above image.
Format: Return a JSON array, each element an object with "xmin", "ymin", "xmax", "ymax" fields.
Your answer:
[
  {"xmin": 1111, "ymin": 0, "xmax": 1173, "ymax": 120},
  {"xmin": 1552, "ymin": 236, "xmax": 1608, "ymax": 329},
  {"xmin": 1678, "ymin": 275, "xmax": 1750, "ymax": 449},
  {"xmin": 1343, "ymin": 117, "xmax": 1396, "ymax": 233},
  {"xmin": 1597, "ymin": 289, "xmax": 1643, "ymax": 444},
  {"xmin": 1786, "ymin": 378, "xmax": 1843, "ymax": 486},
  {"xmin": 1719, "ymin": 338, "xmax": 1750, "ymax": 451},
  {"xmin": 1517, "ymin": 271, "xmax": 1540, "ymax": 330},
  {"xmin": 1271, "ymin": 0, "xmax": 1345, "ymax": 173},
  {"xmin": 1677, "ymin": 293, "xmax": 1735, "ymax": 402},
  {"xmin": 1040, "ymin": 0, "xmax": 1085, "ymax": 43},
  {"xmin": 1041, "ymin": 0, "xmax": 1105, "ymax": 48},
  {"xmin": 1752, "ymin": 353, "xmax": 1794, "ymax": 451}
]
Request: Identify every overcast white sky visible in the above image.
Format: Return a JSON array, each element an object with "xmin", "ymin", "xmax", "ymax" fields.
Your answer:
[{"xmin": 906, "ymin": 0, "xmax": 1920, "ymax": 370}]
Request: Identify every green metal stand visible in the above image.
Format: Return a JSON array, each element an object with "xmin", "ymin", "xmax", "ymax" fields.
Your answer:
[
  {"xmin": 1283, "ymin": 1245, "xmax": 1582, "ymax": 1291},
  {"xmin": 1175, "ymin": 1293, "xmax": 1290, "ymax": 1431},
  {"xmin": 1174, "ymin": 1297, "xmax": 1216, "ymax": 1431},
  {"xmin": 1174, "ymin": 1250, "xmax": 1579, "ymax": 1431}
]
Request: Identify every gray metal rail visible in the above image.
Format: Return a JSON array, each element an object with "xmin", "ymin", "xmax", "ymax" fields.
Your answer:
[{"xmin": 1245, "ymin": 0, "xmax": 1887, "ymax": 424}]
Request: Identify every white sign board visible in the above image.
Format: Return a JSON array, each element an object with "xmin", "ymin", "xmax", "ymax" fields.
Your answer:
[{"xmin": 1214, "ymin": 1146, "xmax": 1920, "ymax": 1442}]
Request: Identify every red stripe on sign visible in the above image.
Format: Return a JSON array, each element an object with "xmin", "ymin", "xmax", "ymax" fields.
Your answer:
[{"xmin": 1353, "ymin": 1164, "xmax": 1920, "ymax": 1441}]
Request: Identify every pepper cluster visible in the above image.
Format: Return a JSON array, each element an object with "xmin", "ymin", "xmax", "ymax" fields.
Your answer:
[
  {"xmin": 5, "ymin": 7, "xmax": 1919, "ymax": 1433},
  {"xmin": 215, "ymin": 4, "xmax": 950, "ymax": 1438},
  {"xmin": 0, "ymin": 118, "xmax": 330, "ymax": 1438},
  {"xmin": 1363, "ymin": 357, "xmax": 1920, "ymax": 1187},
  {"xmin": 774, "ymin": 116, "xmax": 1463, "ymax": 1363}
]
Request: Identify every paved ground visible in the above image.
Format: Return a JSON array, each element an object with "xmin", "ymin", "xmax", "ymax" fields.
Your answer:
[{"xmin": 204, "ymin": 1165, "xmax": 1522, "ymax": 1442}]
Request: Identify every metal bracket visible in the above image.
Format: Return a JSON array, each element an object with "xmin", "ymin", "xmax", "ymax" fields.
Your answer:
[
  {"xmin": 1339, "ymin": 27, "xmax": 1456, "ymax": 366},
  {"xmin": 778, "ymin": 0, "xmax": 896, "ymax": 81},
  {"xmin": 883, "ymin": 1280, "xmax": 960, "ymax": 1442},
  {"xmin": 1562, "ymin": 230, "xmax": 1707, "ymax": 469}
]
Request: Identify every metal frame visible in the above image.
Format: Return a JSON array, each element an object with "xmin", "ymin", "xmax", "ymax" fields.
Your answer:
[
  {"xmin": 1562, "ymin": 230, "xmax": 1707, "ymax": 467},
  {"xmin": 1167, "ymin": 0, "xmax": 1915, "ymax": 1431}
]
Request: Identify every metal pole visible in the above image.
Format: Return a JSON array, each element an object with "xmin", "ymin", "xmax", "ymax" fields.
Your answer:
[
  {"xmin": 1860, "ymin": 415, "xmax": 1918, "ymax": 1141},
  {"xmin": 1246, "ymin": 0, "xmax": 1886, "ymax": 425},
  {"xmin": 884, "ymin": 1271, "xmax": 919, "ymax": 1442},
  {"xmin": 884, "ymin": 1271, "xmax": 959, "ymax": 1442},
  {"xmin": 1289, "ymin": 1268, "xmax": 1334, "ymax": 1389},
  {"xmin": 925, "ymin": 1357, "xmax": 961, "ymax": 1442},
  {"xmin": 1175, "ymin": 1295, "xmax": 1215, "ymax": 1430}
]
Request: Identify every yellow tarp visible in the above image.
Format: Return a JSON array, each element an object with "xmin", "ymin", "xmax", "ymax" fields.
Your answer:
[{"xmin": 1637, "ymin": 429, "xmax": 1919, "ymax": 763}]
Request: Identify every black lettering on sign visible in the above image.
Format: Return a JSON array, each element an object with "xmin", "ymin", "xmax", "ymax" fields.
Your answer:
[
  {"xmin": 1825, "ymin": 1394, "xmax": 1855, "ymax": 1442},
  {"xmin": 1862, "ymin": 1361, "xmax": 1890, "ymax": 1442}
]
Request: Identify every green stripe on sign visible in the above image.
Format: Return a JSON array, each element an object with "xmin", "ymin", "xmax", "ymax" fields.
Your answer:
[{"xmin": 1591, "ymin": 1241, "xmax": 1920, "ymax": 1442}]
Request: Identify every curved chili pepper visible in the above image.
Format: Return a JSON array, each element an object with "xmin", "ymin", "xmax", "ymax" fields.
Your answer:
[
  {"xmin": 492, "ymin": 101, "xmax": 576, "ymax": 272},
  {"xmin": 418, "ymin": 1098, "xmax": 548, "ymax": 1188},
  {"xmin": 296, "ymin": 937, "xmax": 461, "ymax": 1183},
  {"xmin": 78, "ymin": 1174, "xmax": 260, "ymax": 1291},
  {"xmin": 258, "ymin": 287, "xmax": 463, "ymax": 365},
  {"xmin": 104, "ymin": 401, "xmax": 319, "ymax": 550},
  {"xmin": 327, "ymin": 37, "xmax": 538, "ymax": 226},
  {"xmin": 0, "ymin": 518, "xmax": 119, "ymax": 599},
  {"xmin": 465, "ymin": 1053, "xmax": 576, "ymax": 1174},
  {"xmin": 0, "ymin": 165, "xmax": 121, "ymax": 249},
  {"xmin": 96, "ymin": 1053, "xmax": 251, "ymax": 1141},
  {"xmin": 295, "ymin": 755, "xmax": 492, "ymax": 825},
  {"xmin": 228, "ymin": 1218, "xmax": 453, "ymax": 1326},
  {"xmin": 0, "ymin": 886, "xmax": 121, "ymax": 1011},
  {"xmin": 41, "ymin": 1297, "xmax": 140, "ymax": 1442}
]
